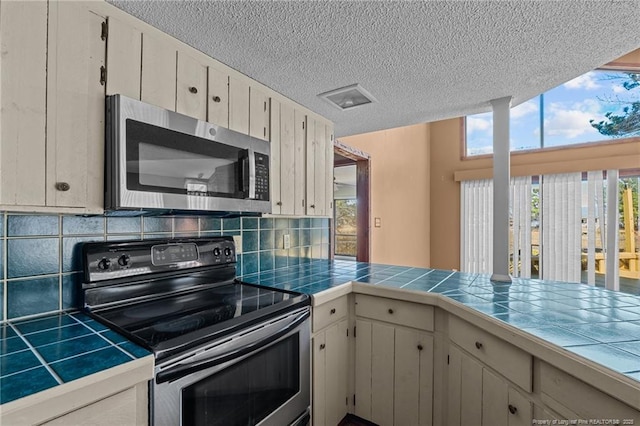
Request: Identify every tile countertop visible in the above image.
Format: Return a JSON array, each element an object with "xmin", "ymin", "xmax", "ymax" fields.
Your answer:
[
  {"xmin": 0, "ymin": 312, "xmax": 151, "ymax": 405},
  {"xmin": 3, "ymin": 259, "xmax": 640, "ymax": 407},
  {"xmin": 242, "ymin": 259, "xmax": 640, "ymax": 383}
]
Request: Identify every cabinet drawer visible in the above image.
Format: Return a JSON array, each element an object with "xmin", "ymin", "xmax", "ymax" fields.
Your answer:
[
  {"xmin": 355, "ymin": 294, "xmax": 434, "ymax": 331},
  {"xmin": 539, "ymin": 362, "xmax": 640, "ymax": 421},
  {"xmin": 313, "ymin": 295, "xmax": 348, "ymax": 332},
  {"xmin": 449, "ymin": 316, "xmax": 532, "ymax": 391}
]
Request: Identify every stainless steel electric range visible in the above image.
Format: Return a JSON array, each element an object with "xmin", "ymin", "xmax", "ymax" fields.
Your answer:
[{"xmin": 81, "ymin": 237, "xmax": 311, "ymax": 426}]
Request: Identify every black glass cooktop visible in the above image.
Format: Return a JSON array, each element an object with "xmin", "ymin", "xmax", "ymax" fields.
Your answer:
[{"xmin": 92, "ymin": 282, "xmax": 302, "ymax": 355}]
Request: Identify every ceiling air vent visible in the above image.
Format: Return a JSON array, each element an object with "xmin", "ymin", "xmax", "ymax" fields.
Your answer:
[{"xmin": 318, "ymin": 84, "xmax": 377, "ymax": 110}]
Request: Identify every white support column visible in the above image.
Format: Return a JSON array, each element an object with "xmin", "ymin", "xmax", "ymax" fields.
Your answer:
[{"xmin": 490, "ymin": 96, "xmax": 512, "ymax": 283}]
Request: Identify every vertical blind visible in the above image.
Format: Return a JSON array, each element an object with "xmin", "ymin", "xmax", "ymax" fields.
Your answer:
[
  {"xmin": 540, "ymin": 173, "xmax": 582, "ymax": 283},
  {"xmin": 460, "ymin": 170, "xmax": 622, "ymax": 286},
  {"xmin": 460, "ymin": 179, "xmax": 493, "ymax": 274}
]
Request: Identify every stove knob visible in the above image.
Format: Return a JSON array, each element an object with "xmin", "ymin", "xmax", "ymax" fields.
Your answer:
[
  {"xmin": 213, "ymin": 247, "xmax": 221, "ymax": 257},
  {"xmin": 118, "ymin": 254, "xmax": 131, "ymax": 267},
  {"xmin": 224, "ymin": 247, "xmax": 232, "ymax": 257},
  {"xmin": 97, "ymin": 258, "xmax": 111, "ymax": 270}
]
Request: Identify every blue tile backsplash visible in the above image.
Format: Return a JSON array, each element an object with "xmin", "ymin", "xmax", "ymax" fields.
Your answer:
[{"xmin": 0, "ymin": 212, "xmax": 330, "ymax": 322}]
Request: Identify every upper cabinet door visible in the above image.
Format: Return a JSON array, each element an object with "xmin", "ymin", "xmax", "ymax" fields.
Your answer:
[
  {"xmin": 105, "ymin": 17, "xmax": 141, "ymax": 99},
  {"xmin": 294, "ymin": 109, "xmax": 307, "ymax": 216},
  {"xmin": 270, "ymin": 99, "xmax": 283, "ymax": 214},
  {"xmin": 305, "ymin": 117, "xmax": 317, "ymax": 215},
  {"xmin": 313, "ymin": 120, "xmax": 327, "ymax": 216},
  {"xmin": 306, "ymin": 117, "xmax": 332, "ymax": 216},
  {"xmin": 0, "ymin": 0, "xmax": 48, "ymax": 207},
  {"xmin": 46, "ymin": 1, "xmax": 106, "ymax": 212},
  {"xmin": 141, "ymin": 33, "xmax": 176, "ymax": 111},
  {"xmin": 208, "ymin": 67, "xmax": 229, "ymax": 128},
  {"xmin": 249, "ymin": 86, "xmax": 270, "ymax": 141},
  {"xmin": 325, "ymin": 125, "xmax": 335, "ymax": 215},
  {"xmin": 269, "ymin": 99, "xmax": 297, "ymax": 215},
  {"xmin": 176, "ymin": 51, "xmax": 207, "ymax": 120},
  {"xmin": 279, "ymin": 102, "xmax": 297, "ymax": 215},
  {"xmin": 229, "ymin": 76, "xmax": 250, "ymax": 135}
]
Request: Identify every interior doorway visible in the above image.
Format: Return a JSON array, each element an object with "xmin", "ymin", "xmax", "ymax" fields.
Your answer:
[{"xmin": 332, "ymin": 141, "xmax": 370, "ymax": 262}]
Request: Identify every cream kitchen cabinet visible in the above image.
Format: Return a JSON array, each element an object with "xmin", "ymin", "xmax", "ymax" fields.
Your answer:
[
  {"xmin": 105, "ymin": 19, "xmax": 270, "ymax": 141},
  {"xmin": 446, "ymin": 315, "xmax": 533, "ymax": 426},
  {"xmin": 0, "ymin": 0, "xmax": 105, "ymax": 213},
  {"xmin": 249, "ymin": 86, "xmax": 270, "ymax": 141},
  {"xmin": 40, "ymin": 383, "xmax": 147, "ymax": 426},
  {"xmin": 312, "ymin": 295, "xmax": 350, "ymax": 426},
  {"xmin": 538, "ymin": 361, "xmax": 640, "ymax": 422},
  {"xmin": 353, "ymin": 294, "xmax": 434, "ymax": 426},
  {"xmin": 305, "ymin": 116, "xmax": 334, "ymax": 217},
  {"xmin": 208, "ymin": 66, "xmax": 229, "ymax": 128},
  {"xmin": 447, "ymin": 345, "xmax": 532, "ymax": 426},
  {"xmin": 1, "ymin": 356, "xmax": 152, "ymax": 426},
  {"xmin": 113, "ymin": 29, "xmax": 207, "ymax": 120},
  {"xmin": 270, "ymin": 99, "xmax": 307, "ymax": 215},
  {"xmin": 229, "ymin": 77, "xmax": 271, "ymax": 142},
  {"xmin": 176, "ymin": 51, "xmax": 208, "ymax": 120}
]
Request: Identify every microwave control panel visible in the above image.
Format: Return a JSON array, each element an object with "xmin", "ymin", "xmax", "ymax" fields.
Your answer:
[{"xmin": 254, "ymin": 153, "xmax": 270, "ymax": 201}]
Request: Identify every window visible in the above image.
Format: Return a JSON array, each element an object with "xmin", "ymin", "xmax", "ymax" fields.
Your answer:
[
  {"xmin": 460, "ymin": 170, "xmax": 640, "ymax": 295},
  {"xmin": 465, "ymin": 69, "xmax": 640, "ymax": 157},
  {"xmin": 334, "ymin": 199, "xmax": 357, "ymax": 258}
]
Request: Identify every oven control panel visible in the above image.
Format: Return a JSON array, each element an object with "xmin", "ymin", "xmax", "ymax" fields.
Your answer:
[
  {"xmin": 152, "ymin": 243, "xmax": 198, "ymax": 265},
  {"xmin": 83, "ymin": 237, "xmax": 236, "ymax": 283}
]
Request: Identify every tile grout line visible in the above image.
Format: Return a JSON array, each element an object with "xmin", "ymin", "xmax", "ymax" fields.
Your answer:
[
  {"xmin": 425, "ymin": 270, "xmax": 458, "ymax": 292},
  {"xmin": 68, "ymin": 313, "xmax": 137, "ymax": 360},
  {"xmin": 8, "ymin": 322, "xmax": 64, "ymax": 385},
  {"xmin": 399, "ymin": 269, "xmax": 436, "ymax": 288}
]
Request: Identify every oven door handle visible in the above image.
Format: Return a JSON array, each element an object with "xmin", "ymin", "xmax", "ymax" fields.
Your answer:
[{"xmin": 156, "ymin": 309, "xmax": 309, "ymax": 384}]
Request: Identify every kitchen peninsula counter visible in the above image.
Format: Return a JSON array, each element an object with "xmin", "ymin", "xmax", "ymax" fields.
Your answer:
[
  {"xmin": 3, "ymin": 259, "xmax": 640, "ymax": 422},
  {"xmin": 0, "ymin": 312, "xmax": 153, "ymax": 425},
  {"xmin": 242, "ymin": 259, "xmax": 640, "ymax": 412}
]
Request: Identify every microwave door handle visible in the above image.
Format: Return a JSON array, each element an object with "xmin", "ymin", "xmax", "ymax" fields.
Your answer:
[
  {"xmin": 155, "ymin": 309, "xmax": 310, "ymax": 384},
  {"xmin": 247, "ymin": 148, "xmax": 256, "ymax": 199}
]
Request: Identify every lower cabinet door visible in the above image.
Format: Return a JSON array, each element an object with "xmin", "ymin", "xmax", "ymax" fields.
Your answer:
[
  {"xmin": 394, "ymin": 328, "xmax": 434, "ymax": 426},
  {"xmin": 448, "ymin": 344, "xmax": 532, "ymax": 426},
  {"xmin": 482, "ymin": 368, "xmax": 509, "ymax": 426},
  {"xmin": 313, "ymin": 320, "xmax": 349, "ymax": 426},
  {"xmin": 355, "ymin": 319, "xmax": 434, "ymax": 426}
]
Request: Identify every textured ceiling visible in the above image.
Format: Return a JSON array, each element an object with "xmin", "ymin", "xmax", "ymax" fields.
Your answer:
[{"xmin": 107, "ymin": 0, "xmax": 640, "ymax": 137}]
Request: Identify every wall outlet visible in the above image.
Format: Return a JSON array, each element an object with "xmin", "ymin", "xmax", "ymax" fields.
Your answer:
[
  {"xmin": 283, "ymin": 234, "xmax": 291, "ymax": 250},
  {"xmin": 233, "ymin": 235, "xmax": 243, "ymax": 254}
]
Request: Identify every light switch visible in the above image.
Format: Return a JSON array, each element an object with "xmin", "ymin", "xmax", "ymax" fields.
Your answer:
[
  {"xmin": 374, "ymin": 217, "xmax": 381, "ymax": 228},
  {"xmin": 283, "ymin": 234, "xmax": 291, "ymax": 249}
]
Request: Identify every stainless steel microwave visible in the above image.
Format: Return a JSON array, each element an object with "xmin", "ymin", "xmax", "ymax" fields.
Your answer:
[{"xmin": 105, "ymin": 95, "xmax": 270, "ymax": 214}]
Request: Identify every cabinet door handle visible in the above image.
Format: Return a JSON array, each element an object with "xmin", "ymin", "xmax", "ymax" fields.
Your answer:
[
  {"xmin": 475, "ymin": 341, "xmax": 483, "ymax": 350},
  {"xmin": 212, "ymin": 95, "xmax": 221, "ymax": 103},
  {"xmin": 388, "ymin": 308, "xmax": 394, "ymax": 314},
  {"xmin": 319, "ymin": 343, "xmax": 326, "ymax": 350},
  {"xmin": 417, "ymin": 344, "xmax": 423, "ymax": 351},
  {"xmin": 189, "ymin": 86, "xmax": 198, "ymax": 94},
  {"xmin": 55, "ymin": 182, "xmax": 70, "ymax": 192},
  {"xmin": 330, "ymin": 308, "xmax": 336, "ymax": 314},
  {"xmin": 508, "ymin": 404, "xmax": 517, "ymax": 415}
]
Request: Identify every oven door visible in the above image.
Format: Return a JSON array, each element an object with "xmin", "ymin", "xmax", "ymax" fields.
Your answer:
[
  {"xmin": 152, "ymin": 307, "xmax": 310, "ymax": 426},
  {"xmin": 106, "ymin": 94, "xmax": 270, "ymax": 213}
]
